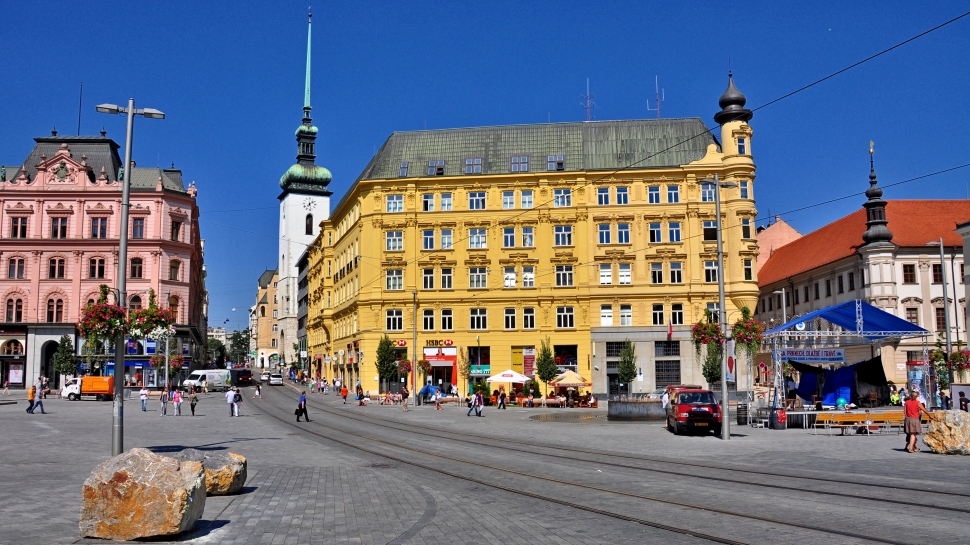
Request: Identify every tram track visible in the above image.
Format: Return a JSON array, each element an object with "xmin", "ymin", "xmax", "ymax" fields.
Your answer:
[{"xmin": 252, "ymin": 389, "xmax": 919, "ymax": 545}]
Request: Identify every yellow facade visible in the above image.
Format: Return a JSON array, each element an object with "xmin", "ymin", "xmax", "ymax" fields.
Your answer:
[
  {"xmin": 308, "ymin": 100, "xmax": 759, "ymax": 395},
  {"xmin": 253, "ymin": 270, "xmax": 280, "ymax": 368}
]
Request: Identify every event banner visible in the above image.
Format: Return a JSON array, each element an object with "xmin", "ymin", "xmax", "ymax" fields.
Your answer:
[
  {"xmin": 774, "ymin": 349, "xmax": 844, "ymax": 363},
  {"xmin": 424, "ymin": 346, "xmax": 457, "ymax": 367},
  {"xmin": 725, "ymin": 340, "xmax": 736, "ymax": 382}
]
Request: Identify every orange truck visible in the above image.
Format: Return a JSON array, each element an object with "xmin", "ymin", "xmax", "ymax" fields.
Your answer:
[{"xmin": 61, "ymin": 376, "xmax": 115, "ymax": 401}]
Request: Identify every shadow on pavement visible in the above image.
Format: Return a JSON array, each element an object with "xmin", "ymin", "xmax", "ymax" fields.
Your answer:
[{"xmin": 147, "ymin": 437, "xmax": 280, "ymax": 453}]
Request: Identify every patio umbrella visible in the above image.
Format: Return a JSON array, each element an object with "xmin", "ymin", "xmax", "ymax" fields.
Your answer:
[
  {"xmin": 451, "ymin": 359, "xmax": 458, "ymax": 387},
  {"xmin": 551, "ymin": 370, "xmax": 591, "ymax": 388},
  {"xmin": 486, "ymin": 369, "xmax": 530, "ymax": 383}
]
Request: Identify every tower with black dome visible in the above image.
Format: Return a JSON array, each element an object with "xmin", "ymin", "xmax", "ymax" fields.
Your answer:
[
  {"xmin": 714, "ymin": 71, "xmax": 754, "ymax": 164},
  {"xmin": 277, "ymin": 12, "xmax": 332, "ymax": 367}
]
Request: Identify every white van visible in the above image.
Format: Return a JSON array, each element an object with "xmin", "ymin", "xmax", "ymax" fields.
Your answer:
[{"xmin": 183, "ymin": 369, "xmax": 230, "ymax": 392}]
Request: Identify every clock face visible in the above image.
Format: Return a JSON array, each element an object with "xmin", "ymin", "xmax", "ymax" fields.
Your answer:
[{"xmin": 302, "ymin": 198, "xmax": 316, "ymax": 211}]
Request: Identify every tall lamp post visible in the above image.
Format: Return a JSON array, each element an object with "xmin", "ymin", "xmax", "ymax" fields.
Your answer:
[
  {"xmin": 772, "ymin": 288, "xmax": 787, "ymax": 407},
  {"xmin": 97, "ymin": 99, "xmax": 164, "ymax": 456},
  {"xmin": 702, "ymin": 174, "xmax": 738, "ymax": 440}
]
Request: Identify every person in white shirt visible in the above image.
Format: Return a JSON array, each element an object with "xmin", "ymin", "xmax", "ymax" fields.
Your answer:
[
  {"xmin": 661, "ymin": 390, "xmax": 670, "ymax": 409},
  {"xmin": 226, "ymin": 387, "xmax": 237, "ymax": 416},
  {"xmin": 139, "ymin": 387, "xmax": 149, "ymax": 411}
]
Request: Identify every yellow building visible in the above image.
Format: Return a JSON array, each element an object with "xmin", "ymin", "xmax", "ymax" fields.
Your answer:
[
  {"xmin": 252, "ymin": 269, "xmax": 280, "ymax": 369},
  {"xmin": 307, "ymin": 76, "xmax": 759, "ymax": 395}
]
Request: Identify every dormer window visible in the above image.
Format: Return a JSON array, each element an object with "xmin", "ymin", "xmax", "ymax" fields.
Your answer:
[
  {"xmin": 399, "ymin": 162, "xmax": 409, "ymax": 177},
  {"xmin": 464, "ymin": 157, "xmax": 482, "ymax": 174},
  {"xmin": 737, "ymin": 137, "xmax": 747, "ymax": 155},
  {"xmin": 547, "ymin": 155, "xmax": 565, "ymax": 171},
  {"xmin": 511, "ymin": 155, "xmax": 529, "ymax": 172},
  {"xmin": 427, "ymin": 160, "xmax": 445, "ymax": 176}
]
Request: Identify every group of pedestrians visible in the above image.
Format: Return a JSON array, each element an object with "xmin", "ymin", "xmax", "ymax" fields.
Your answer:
[
  {"xmin": 25, "ymin": 376, "xmax": 50, "ymax": 414},
  {"xmin": 466, "ymin": 391, "xmax": 485, "ymax": 417},
  {"xmin": 144, "ymin": 386, "xmax": 200, "ymax": 416}
]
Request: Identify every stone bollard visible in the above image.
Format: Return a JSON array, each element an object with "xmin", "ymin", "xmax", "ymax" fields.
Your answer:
[
  {"xmin": 923, "ymin": 410, "xmax": 970, "ymax": 455},
  {"xmin": 80, "ymin": 448, "xmax": 206, "ymax": 540},
  {"xmin": 168, "ymin": 448, "xmax": 247, "ymax": 495}
]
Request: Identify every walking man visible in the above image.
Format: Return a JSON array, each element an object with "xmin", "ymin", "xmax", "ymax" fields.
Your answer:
[
  {"xmin": 226, "ymin": 387, "xmax": 236, "ymax": 416},
  {"xmin": 498, "ymin": 390, "xmax": 507, "ymax": 410},
  {"xmin": 233, "ymin": 388, "xmax": 243, "ymax": 416},
  {"xmin": 33, "ymin": 384, "xmax": 46, "ymax": 414},
  {"xmin": 341, "ymin": 385, "xmax": 349, "ymax": 404},
  {"xmin": 26, "ymin": 385, "xmax": 36, "ymax": 413},
  {"xmin": 297, "ymin": 391, "xmax": 310, "ymax": 422},
  {"xmin": 401, "ymin": 385, "xmax": 410, "ymax": 412},
  {"xmin": 139, "ymin": 386, "xmax": 149, "ymax": 411},
  {"xmin": 160, "ymin": 388, "xmax": 169, "ymax": 416}
]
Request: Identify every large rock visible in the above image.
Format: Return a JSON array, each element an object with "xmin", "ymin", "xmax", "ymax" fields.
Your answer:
[
  {"xmin": 80, "ymin": 448, "xmax": 206, "ymax": 540},
  {"xmin": 923, "ymin": 410, "xmax": 970, "ymax": 455},
  {"xmin": 169, "ymin": 448, "xmax": 247, "ymax": 495}
]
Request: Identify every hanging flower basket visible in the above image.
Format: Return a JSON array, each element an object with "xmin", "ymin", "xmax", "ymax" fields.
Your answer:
[
  {"xmin": 691, "ymin": 309, "xmax": 724, "ymax": 356},
  {"xmin": 416, "ymin": 359, "xmax": 432, "ymax": 374},
  {"xmin": 731, "ymin": 306, "xmax": 765, "ymax": 360},
  {"xmin": 169, "ymin": 355, "xmax": 185, "ymax": 370},
  {"xmin": 397, "ymin": 359, "xmax": 413, "ymax": 374},
  {"xmin": 77, "ymin": 285, "xmax": 127, "ymax": 342},
  {"xmin": 128, "ymin": 289, "xmax": 176, "ymax": 339}
]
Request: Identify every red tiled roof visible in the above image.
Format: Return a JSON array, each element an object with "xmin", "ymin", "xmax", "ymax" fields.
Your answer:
[{"xmin": 758, "ymin": 200, "xmax": 970, "ymax": 286}]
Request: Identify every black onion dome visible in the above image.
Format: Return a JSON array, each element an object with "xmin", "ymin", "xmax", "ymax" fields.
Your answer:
[{"xmin": 714, "ymin": 72, "xmax": 753, "ymax": 125}]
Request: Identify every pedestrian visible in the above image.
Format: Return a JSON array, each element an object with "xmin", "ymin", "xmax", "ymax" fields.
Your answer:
[
  {"xmin": 172, "ymin": 389, "xmax": 182, "ymax": 416},
  {"xmin": 297, "ymin": 391, "xmax": 310, "ymax": 422},
  {"xmin": 434, "ymin": 390, "xmax": 442, "ymax": 411},
  {"xmin": 201, "ymin": 376, "xmax": 208, "ymax": 395},
  {"xmin": 341, "ymin": 385, "xmax": 349, "ymax": 404},
  {"xmin": 253, "ymin": 382, "xmax": 262, "ymax": 399},
  {"xmin": 234, "ymin": 388, "xmax": 243, "ymax": 416},
  {"xmin": 941, "ymin": 390, "xmax": 951, "ymax": 411},
  {"xmin": 959, "ymin": 391, "xmax": 969, "ymax": 412},
  {"xmin": 26, "ymin": 385, "xmax": 36, "ymax": 413},
  {"xmin": 160, "ymin": 388, "xmax": 169, "ymax": 416},
  {"xmin": 317, "ymin": 379, "xmax": 323, "ymax": 394},
  {"xmin": 401, "ymin": 385, "xmax": 410, "ymax": 412},
  {"xmin": 498, "ymin": 390, "xmax": 507, "ymax": 410},
  {"xmin": 139, "ymin": 386, "xmax": 149, "ymax": 411},
  {"xmin": 475, "ymin": 391, "xmax": 484, "ymax": 417},
  {"xmin": 904, "ymin": 390, "xmax": 930, "ymax": 453},
  {"xmin": 189, "ymin": 389, "xmax": 199, "ymax": 416},
  {"xmin": 226, "ymin": 387, "xmax": 236, "ymax": 416},
  {"xmin": 2, "ymin": 380, "xmax": 8, "ymax": 395},
  {"xmin": 42, "ymin": 376, "xmax": 50, "ymax": 399},
  {"xmin": 33, "ymin": 384, "xmax": 47, "ymax": 414}
]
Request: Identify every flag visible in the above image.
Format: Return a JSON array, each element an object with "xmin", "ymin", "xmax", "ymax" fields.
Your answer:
[{"xmin": 667, "ymin": 320, "xmax": 673, "ymax": 339}]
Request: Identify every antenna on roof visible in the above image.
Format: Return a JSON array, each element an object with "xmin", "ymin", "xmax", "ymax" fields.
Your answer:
[
  {"xmin": 77, "ymin": 82, "xmax": 83, "ymax": 135},
  {"xmin": 580, "ymin": 78, "xmax": 596, "ymax": 121},
  {"xmin": 646, "ymin": 76, "xmax": 665, "ymax": 118}
]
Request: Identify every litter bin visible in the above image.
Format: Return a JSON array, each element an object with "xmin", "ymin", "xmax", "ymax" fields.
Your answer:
[
  {"xmin": 737, "ymin": 403, "xmax": 749, "ymax": 426},
  {"xmin": 769, "ymin": 408, "xmax": 787, "ymax": 430}
]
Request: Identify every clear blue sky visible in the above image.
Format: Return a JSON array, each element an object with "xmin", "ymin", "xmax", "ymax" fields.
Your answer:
[{"xmin": 3, "ymin": 1, "xmax": 969, "ymax": 331}]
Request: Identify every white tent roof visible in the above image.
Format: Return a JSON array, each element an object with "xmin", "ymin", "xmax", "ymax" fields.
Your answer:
[{"xmin": 485, "ymin": 369, "xmax": 530, "ymax": 383}]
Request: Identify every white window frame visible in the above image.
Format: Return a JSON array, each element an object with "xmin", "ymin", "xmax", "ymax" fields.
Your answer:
[
  {"xmin": 423, "ymin": 309, "xmax": 435, "ymax": 331},
  {"xmin": 441, "ymin": 193, "xmax": 453, "ymax": 211},
  {"xmin": 504, "ymin": 308, "xmax": 516, "ymax": 329},
  {"xmin": 522, "ymin": 266, "xmax": 535, "ymax": 288},
  {"xmin": 701, "ymin": 183, "xmax": 715, "ymax": 202},
  {"xmin": 617, "ymin": 223, "xmax": 630, "ymax": 244},
  {"xmin": 441, "ymin": 309, "xmax": 453, "ymax": 330},
  {"xmin": 650, "ymin": 263, "xmax": 663, "ymax": 284},
  {"xmin": 504, "ymin": 267, "xmax": 517, "ymax": 288},
  {"xmin": 520, "ymin": 190, "xmax": 533, "ymax": 208},
  {"xmin": 503, "ymin": 227, "xmax": 515, "ymax": 248},
  {"xmin": 511, "ymin": 155, "xmax": 529, "ymax": 172},
  {"xmin": 619, "ymin": 263, "xmax": 632, "ymax": 285},
  {"xmin": 600, "ymin": 305, "xmax": 613, "ymax": 327},
  {"xmin": 616, "ymin": 186, "xmax": 629, "ymax": 205},
  {"xmin": 547, "ymin": 155, "xmax": 564, "ymax": 171},
  {"xmin": 469, "ymin": 192, "xmax": 486, "ymax": 210},
  {"xmin": 599, "ymin": 264, "xmax": 612, "ymax": 285},
  {"xmin": 422, "ymin": 268, "xmax": 434, "ymax": 290},
  {"xmin": 740, "ymin": 181, "xmax": 750, "ymax": 199},
  {"xmin": 470, "ymin": 308, "xmax": 488, "ymax": 330},
  {"xmin": 671, "ymin": 303, "xmax": 684, "ymax": 325},
  {"xmin": 598, "ymin": 224, "xmax": 611, "ymax": 244},
  {"xmin": 670, "ymin": 262, "xmax": 683, "ymax": 284},
  {"xmin": 597, "ymin": 187, "xmax": 609, "ymax": 205},
  {"xmin": 386, "ymin": 309, "xmax": 403, "ymax": 331},
  {"xmin": 667, "ymin": 185, "xmax": 679, "ymax": 203},
  {"xmin": 521, "ymin": 227, "xmax": 534, "ymax": 247},
  {"xmin": 464, "ymin": 157, "xmax": 483, "ymax": 174},
  {"xmin": 523, "ymin": 307, "xmax": 536, "ymax": 329},
  {"xmin": 386, "ymin": 230, "xmax": 403, "ymax": 251},
  {"xmin": 502, "ymin": 191, "xmax": 515, "ymax": 209},
  {"xmin": 705, "ymin": 261, "xmax": 719, "ymax": 283},
  {"xmin": 652, "ymin": 304, "xmax": 665, "ymax": 325},
  {"xmin": 649, "ymin": 222, "xmax": 661, "ymax": 243},
  {"xmin": 386, "ymin": 269, "xmax": 403, "ymax": 291},
  {"xmin": 422, "ymin": 193, "xmax": 434, "ymax": 211},
  {"xmin": 555, "ymin": 265, "xmax": 573, "ymax": 287},
  {"xmin": 648, "ymin": 186, "xmax": 661, "ymax": 204},
  {"xmin": 427, "ymin": 159, "xmax": 445, "ymax": 176},
  {"xmin": 441, "ymin": 268, "xmax": 453, "ymax": 289},
  {"xmin": 556, "ymin": 306, "xmax": 574, "ymax": 329},
  {"xmin": 668, "ymin": 222, "xmax": 681, "ymax": 242},
  {"xmin": 469, "ymin": 228, "xmax": 487, "ymax": 249},
  {"xmin": 422, "ymin": 230, "xmax": 435, "ymax": 250},
  {"xmin": 386, "ymin": 194, "xmax": 404, "ymax": 213},
  {"xmin": 620, "ymin": 305, "xmax": 633, "ymax": 326},
  {"xmin": 469, "ymin": 267, "xmax": 487, "ymax": 289},
  {"xmin": 553, "ymin": 188, "xmax": 572, "ymax": 207},
  {"xmin": 441, "ymin": 229, "xmax": 453, "ymax": 249},
  {"xmin": 554, "ymin": 225, "xmax": 573, "ymax": 246}
]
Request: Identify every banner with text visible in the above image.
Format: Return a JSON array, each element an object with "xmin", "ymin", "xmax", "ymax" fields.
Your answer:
[{"xmin": 774, "ymin": 349, "xmax": 844, "ymax": 363}]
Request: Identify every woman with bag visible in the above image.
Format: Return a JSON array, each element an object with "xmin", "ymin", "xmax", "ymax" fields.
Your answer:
[
  {"xmin": 189, "ymin": 389, "xmax": 199, "ymax": 416},
  {"xmin": 172, "ymin": 389, "xmax": 183, "ymax": 416},
  {"xmin": 401, "ymin": 385, "xmax": 410, "ymax": 412}
]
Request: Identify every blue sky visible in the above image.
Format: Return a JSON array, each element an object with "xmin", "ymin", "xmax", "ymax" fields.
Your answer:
[{"xmin": 3, "ymin": 1, "xmax": 969, "ymax": 331}]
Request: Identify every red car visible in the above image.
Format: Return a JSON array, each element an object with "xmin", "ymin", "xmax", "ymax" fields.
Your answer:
[{"xmin": 665, "ymin": 388, "xmax": 722, "ymax": 436}]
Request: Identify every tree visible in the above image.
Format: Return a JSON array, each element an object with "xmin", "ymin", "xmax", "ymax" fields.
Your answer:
[
  {"xmin": 208, "ymin": 338, "xmax": 226, "ymax": 367},
  {"xmin": 228, "ymin": 329, "xmax": 250, "ymax": 366},
  {"xmin": 375, "ymin": 335, "xmax": 398, "ymax": 391},
  {"xmin": 53, "ymin": 335, "xmax": 78, "ymax": 377},
  {"xmin": 617, "ymin": 340, "xmax": 637, "ymax": 394},
  {"xmin": 535, "ymin": 337, "xmax": 557, "ymax": 397}
]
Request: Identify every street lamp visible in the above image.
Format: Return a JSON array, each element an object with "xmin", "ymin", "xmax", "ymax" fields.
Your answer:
[
  {"xmin": 927, "ymin": 238, "xmax": 955, "ymax": 398},
  {"xmin": 98, "ymin": 99, "xmax": 164, "ymax": 457},
  {"xmin": 700, "ymin": 175, "xmax": 738, "ymax": 440}
]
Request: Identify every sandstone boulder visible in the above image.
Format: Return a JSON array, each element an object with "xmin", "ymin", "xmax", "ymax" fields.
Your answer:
[
  {"xmin": 80, "ymin": 448, "xmax": 206, "ymax": 540},
  {"xmin": 923, "ymin": 410, "xmax": 970, "ymax": 455},
  {"xmin": 169, "ymin": 448, "xmax": 247, "ymax": 495}
]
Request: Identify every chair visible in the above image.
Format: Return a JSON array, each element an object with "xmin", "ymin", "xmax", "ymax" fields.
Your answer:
[{"xmin": 867, "ymin": 391, "xmax": 878, "ymax": 408}]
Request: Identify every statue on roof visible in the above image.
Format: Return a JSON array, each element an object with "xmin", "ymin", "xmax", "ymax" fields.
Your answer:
[
  {"xmin": 1, "ymin": 166, "xmax": 6, "ymax": 183},
  {"xmin": 118, "ymin": 165, "xmax": 124, "ymax": 183}
]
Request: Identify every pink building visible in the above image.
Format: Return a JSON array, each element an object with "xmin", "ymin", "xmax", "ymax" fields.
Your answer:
[{"xmin": 0, "ymin": 131, "xmax": 207, "ymax": 389}]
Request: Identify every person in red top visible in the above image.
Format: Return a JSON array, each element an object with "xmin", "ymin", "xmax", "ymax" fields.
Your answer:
[{"xmin": 904, "ymin": 390, "xmax": 930, "ymax": 453}]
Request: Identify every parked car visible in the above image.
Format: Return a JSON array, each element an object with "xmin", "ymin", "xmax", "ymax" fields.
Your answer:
[
  {"xmin": 233, "ymin": 369, "xmax": 253, "ymax": 386},
  {"xmin": 665, "ymin": 388, "xmax": 722, "ymax": 435},
  {"xmin": 260, "ymin": 371, "xmax": 271, "ymax": 382},
  {"xmin": 646, "ymin": 387, "xmax": 666, "ymax": 399},
  {"xmin": 269, "ymin": 373, "xmax": 283, "ymax": 385},
  {"xmin": 183, "ymin": 369, "xmax": 230, "ymax": 392}
]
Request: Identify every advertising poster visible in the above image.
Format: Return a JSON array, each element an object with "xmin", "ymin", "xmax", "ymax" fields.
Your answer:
[
  {"xmin": 725, "ymin": 340, "xmax": 736, "ymax": 382},
  {"xmin": 523, "ymin": 347, "xmax": 536, "ymax": 376},
  {"xmin": 146, "ymin": 339, "xmax": 157, "ymax": 355},
  {"xmin": 9, "ymin": 363, "xmax": 23, "ymax": 384},
  {"xmin": 424, "ymin": 346, "xmax": 457, "ymax": 367},
  {"xmin": 182, "ymin": 341, "xmax": 189, "ymax": 356}
]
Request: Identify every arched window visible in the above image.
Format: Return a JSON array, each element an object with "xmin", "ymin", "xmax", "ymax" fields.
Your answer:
[
  {"xmin": 169, "ymin": 260, "xmax": 181, "ymax": 281},
  {"xmin": 2, "ymin": 339, "xmax": 23, "ymax": 355},
  {"xmin": 130, "ymin": 295, "xmax": 142, "ymax": 311},
  {"xmin": 5, "ymin": 299, "xmax": 23, "ymax": 322},
  {"xmin": 47, "ymin": 299, "xmax": 64, "ymax": 322},
  {"xmin": 306, "ymin": 214, "xmax": 314, "ymax": 235},
  {"xmin": 130, "ymin": 258, "xmax": 143, "ymax": 279},
  {"xmin": 168, "ymin": 296, "xmax": 180, "ymax": 323},
  {"xmin": 260, "ymin": 306, "xmax": 266, "ymax": 317}
]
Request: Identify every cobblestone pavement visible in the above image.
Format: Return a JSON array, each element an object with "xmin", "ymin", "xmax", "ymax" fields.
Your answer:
[{"xmin": 2, "ymin": 382, "xmax": 968, "ymax": 544}]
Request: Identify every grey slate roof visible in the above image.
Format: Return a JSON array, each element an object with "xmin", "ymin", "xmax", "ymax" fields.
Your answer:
[
  {"xmin": 257, "ymin": 268, "xmax": 277, "ymax": 289},
  {"xmin": 130, "ymin": 167, "xmax": 185, "ymax": 192}
]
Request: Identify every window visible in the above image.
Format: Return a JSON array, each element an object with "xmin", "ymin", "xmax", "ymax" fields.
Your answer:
[
  {"xmin": 619, "ymin": 263, "xmax": 632, "ymax": 285},
  {"xmin": 655, "ymin": 360, "xmax": 681, "ymax": 388},
  {"xmin": 89, "ymin": 258, "xmax": 105, "ymax": 279},
  {"xmin": 555, "ymin": 265, "xmax": 573, "ymax": 287},
  {"xmin": 825, "ymin": 279, "xmax": 832, "ymax": 297},
  {"xmin": 464, "ymin": 157, "xmax": 483, "ymax": 174},
  {"xmin": 704, "ymin": 261, "xmax": 718, "ymax": 283},
  {"xmin": 597, "ymin": 187, "xmax": 610, "ymax": 205},
  {"xmin": 386, "ymin": 310, "xmax": 403, "ymax": 331},
  {"xmin": 400, "ymin": 162, "xmax": 410, "ymax": 177},
  {"xmin": 741, "ymin": 218, "xmax": 751, "ymax": 239},
  {"xmin": 671, "ymin": 303, "xmax": 684, "ymax": 325},
  {"xmin": 128, "ymin": 296, "xmax": 142, "ymax": 312},
  {"xmin": 386, "ymin": 195, "xmax": 403, "ymax": 213},
  {"xmin": 814, "ymin": 282, "xmax": 820, "ymax": 300},
  {"xmin": 503, "ymin": 227, "xmax": 515, "ymax": 248},
  {"xmin": 520, "ymin": 190, "xmax": 533, "ymax": 208},
  {"xmin": 522, "ymin": 266, "xmax": 535, "ymax": 288},
  {"xmin": 598, "ymin": 224, "xmax": 611, "ymax": 244},
  {"xmin": 554, "ymin": 225, "xmax": 572, "ymax": 246},
  {"xmin": 271, "ymin": 339, "xmax": 277, "ymax": 348},
  {"xmin": 617, "ymin": 223, "xmax": 630, "ymax": 244},
  {"xmin": 468, "ymin": 192, "xmax": 486, "ymax": 210},
  {"xmin": 441, "ymin": 229, "xmax": 453, "ymax": 249},
  {"xmin": 905, "ymin": 308, "xmax": 919, "ymax": 325},
  {"xmin": 804, "ymin": 285, "xmax": 810, "ymax": 304},
  {"xmin": 933, "ymin": 264, "xmax": 944, "ymax": 284},
  {"xmin": 272, "ymin": 324, "xmax": 278, "ymax": 333},
  {"xmin": 903, "ymin": 264, "xmax": 917, "ymax": 283},
  {"xmin": 5, "ymin": 299, "xmax": 23, "ymax": 322},
  {"xmin": 599, "ymin": 264, "xmax": 612, "ymax": 285},
  {"xmin": 422, "ymin": 193, "xmax": 434, "ymax": 211},
  {"xmin": 441, "ymin": 193, "xmax": 453, "ymax": 211},
  {"xmin": 171, "ymin": 221, "xmax": 181, "ymax": 242},
  {"xmin": 616, "ymin": 186, "xmax": 629, "ymax": 205},
  {"xmin": 848, "ymin": 272, "xmax": 855, "ymax": 291},
  {"xmin": 936, "ymin": 307, "xmax": 947, "ymax": 332},
  {"xmin": 385, "ymin": 269, "xmax": 403, "ymax": 290},
  {"xmin": 500, "ymin": 191, "xmax": 515, "ymax": 210},
  {"xmin": 556, "ymin": 306, "xmax": 574, "ymax": 328},
  {"xmin": 470, "ymin": 308, "xmax": 488, "ymax": 330},
  {"xmin": 302, "ymin": 213, "xmax": 313, "ymax": 235},
  {"xmin": 441, "ymin": 309, "xmax": 453, "ymax": 330},
  {"xmin": 441, "ymin": 268, "xmax": 453, "ymax": 289},
  {"xmin": 521, "ymin": 227, "xmax": 534, "ymax": 247},
  {"xmin": 648, "ymin": 223, "xmax": 661, "ymax": 243},
  {"xmin": 130, "ymin": 258, "xmax": 143, "ymax": 279},
  {"xmin": 423, "ymin": 268, "xmax": 434, "ymax": 290},
  {"xmin": 504, "ymin": 308, "xmax": 516, "ymax": 329},
  {"xmin": 128, "ymin": 217, "xmax": 145, "ymax": 240},
  {"xmin": 739, "ymin": 181, "xmax": 749, "ymax": 199},
  {"xmin": 273, "ymin": 310, "xmax": 278, "ymax": 318},
  {"xmin": 620, "ymin": 305, "xmax": 633, "ymax": 326},
  {"xmin": 91, "ymin": 217, "xmax": 107, "ymax": 239},
  {"xmin": 667, "ymin": 185, "xmax": 679, "ymax": 203},
  {"xmin": 737, "ymin": 137, "xmax": 747, "ymax": 155},
  {"xmin": 469, "ymin": 267, "xmax": 487, "ymax": 289},
  {"xmin": 49, "ymin": 258, "xmax": 65, "ymax": 279},
  {"xmin": 701, "ymin": 183, "xmax": 715, "ymax": 202},
  {"xmin": 648, "ymin": 186, "xmax": 661, "ymax": 204},
  {"xmin": 703, "ymin": 220, "xmax": 717, "ymax": 241},
  {"xmin": 606, "ymin": 342, "xmax": 625, "ymax": 358},
  {"xmin": 469, "ymin": 228, "xmax": 487, "ymax": 249},
  {"xmin": 666, "ymin": 222, "xmax": 681, "ymax": 243},
  {"xmin": 423, "ymin": 230, "xmax": 435, "ymax": 250},
  {"xmin": 744, "ymin": 259, "xmax": 753, "ymax": 281},
  {"xmin": 504, "ymin": 267, "xmax": 517, "ymax": 288},
  {"xmin": 523, "ymin": 307, "xmax": 536, "ymax": 329},
  {"xmin": 553, "ymin": 188, "xmax": 571, "ymax": 207},
  {"xmin": 547, "ymin": 155, "xmax": 564, "ymax": 171},
  {"xmin": 511, "ymin": 156, "xmax": 529, "ymax": 172},
  {"xmin": 423, "ymin": 309, "xmax": 435, "ymax": 331},
  {"xmin": 45, "ymin": 298, "xmax": 65, "ymax": 323},
  {"xmin": 427, "ymin": 159, "xmax": 445, "ymax": 176},
  {"xmin": 8, "ymin": 258, "xmax": 25, "ymax": 279},
  {"xmin": 650, "ymin": 262, "xmax": 663, "ymax": 284},
  {"xmin": 652, "ymin": 304, "xmax": 665, "ymax": 325},
  {"xmin": 837, "ymin": 275, "xmax": 844, "ymax": 294},
  {"xmin": 51, "ymin": 217, "xmax": 68, "ymax": 239},
  {"xmin": 386, "ymin": 230, "xmax": 403, "ymax": 251},
  {"xmin": 169, "ymin": 260, "xmax": 181, "ymax": 281},
  {"xmin": 10, "ymin": 217, "xmax": 27, "ymax": 238},
  {"xmin": 707, "ymin": 302, "xmax": 720, "ymax": 323},
  {"xmin": 670, "ymin": 262, "xmax": 683, "ymax": 284},
  {"xmin": 600, "ymin": 305, "xmax": 613, "ymax": 327}
]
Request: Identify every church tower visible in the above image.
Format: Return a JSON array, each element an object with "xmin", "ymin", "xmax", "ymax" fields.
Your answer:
[{"xmin": 277, "ymin": 12, "xmax": 332, "ymax": 366}]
